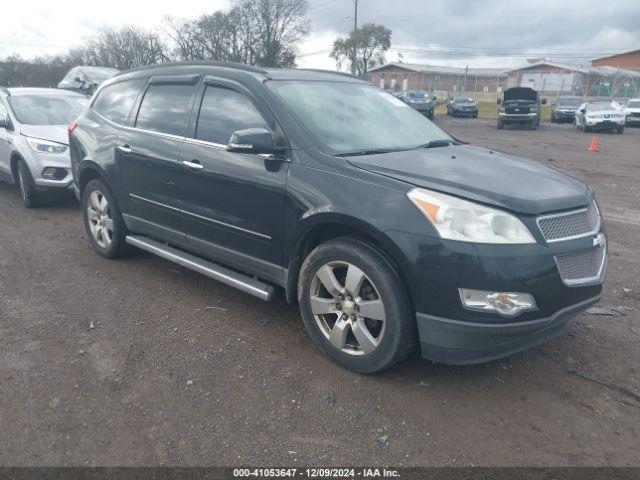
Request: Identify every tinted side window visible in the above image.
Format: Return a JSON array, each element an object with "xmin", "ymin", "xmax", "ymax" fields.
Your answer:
[
  {"xmin": 93, "ymin": 79, "xmax": 145, "ymax": 124},
  {"xmin": 196, "ymin": 86, "xmax": 268, "ymax": 145},
  {"xmin": 135, "ymin": 84, "xmax": 195, "ymax": 136}
]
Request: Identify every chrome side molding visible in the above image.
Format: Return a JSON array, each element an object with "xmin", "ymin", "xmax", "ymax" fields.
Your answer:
[{"xmin": 125, "ymin": 235, "xmax": 274, "ymax": 301}]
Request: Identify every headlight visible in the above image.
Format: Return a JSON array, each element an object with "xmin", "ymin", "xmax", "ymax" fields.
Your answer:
[
  {"xmin": 407, "ymin": 188, "xmax": 536, "ymax": 244},
  {"xmin": 25, "ymin": 137, "xmax": 68, "ymax": 154}
]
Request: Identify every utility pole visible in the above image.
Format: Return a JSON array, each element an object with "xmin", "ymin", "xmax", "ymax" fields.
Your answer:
[{"xmin": 352, "ymin": 0, "xmax": 358, "ymax": 76}]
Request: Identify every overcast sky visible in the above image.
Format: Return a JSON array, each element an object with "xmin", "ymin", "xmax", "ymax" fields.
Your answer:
[{"xmin": 2, "ymin": 0, "xmax": 639, "ymax": 70}]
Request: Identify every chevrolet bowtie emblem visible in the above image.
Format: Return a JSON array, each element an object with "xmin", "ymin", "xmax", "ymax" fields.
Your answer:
[{"xmin": 593, "ymin": 233, "xmax": 606, "ymax": 248}]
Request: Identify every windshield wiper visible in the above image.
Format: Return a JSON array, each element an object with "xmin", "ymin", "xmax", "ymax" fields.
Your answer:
[
  {"xmin": 335, "ymin": 148, "xmax": 408, "ymax": 157},
  {"xmin": 418, "ymin": 139, "xmax": 460, "ymax": 149}
]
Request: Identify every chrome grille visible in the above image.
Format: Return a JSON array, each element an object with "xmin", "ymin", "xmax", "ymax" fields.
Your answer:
[
  {"xmin": 555, "ymin": 246, "xmax": 606, "ymax": 286},
  {"xmin": 537, "ymin": 202, "xmax": 600, "ymax": 242}
]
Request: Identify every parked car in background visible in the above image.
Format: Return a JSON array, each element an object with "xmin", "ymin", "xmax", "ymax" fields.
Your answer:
[
  {"xmin": 447, "ymin": 96, "xmax": 478, "ymax": 117},
  {"xmin": 575, "ymin": 100, "xmax": 625, "ymax": 134},
  {"xmin": 550, "ymin": 96, "xmax": 583, "ymax": 123},
  {"xmin": 0, "ymin": 87, "xmax": 88, "ymax": 207},
  {"xmin": 497, "ymin": 87, "xmax": 544, "ymax": 130},
  {"xmin": 623, "ymin": 98, "xmax": 640, "ymax": 127},
  {"xmin": 400, "ymin": 90, "xmax": 435, "ymax": 119},
  {"xmin": 70, "ymin": 63, "xmax": 606, "ymax": 373},
  {"xmin": 58, "ymin": 66, "xmax": 120, "ymax": 97}
]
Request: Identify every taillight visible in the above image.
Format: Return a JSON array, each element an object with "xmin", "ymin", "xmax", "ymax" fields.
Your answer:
[{"xmin": 68, "ymin": 122, "xmax": 78, "ymax": 136}]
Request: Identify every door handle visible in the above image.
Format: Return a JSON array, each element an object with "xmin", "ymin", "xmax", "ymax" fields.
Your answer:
[
  {"xmin": 117, "ymin": 144, "xmax": 132, "ymax": 154},
  {"xmin": 182, "ymin": 159, "xmax": 203, "ymax": 171}
]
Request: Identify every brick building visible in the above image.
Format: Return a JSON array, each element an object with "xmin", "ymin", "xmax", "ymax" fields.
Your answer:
[
  {"xmin": 369, "ymin": 62, "xmax": 508, "ymax": 97},
  {"xmin": 591, "ymin": 49, "xmax": 640, "ymax": 70}
]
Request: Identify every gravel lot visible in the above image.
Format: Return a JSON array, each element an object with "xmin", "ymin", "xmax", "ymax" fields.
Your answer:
[{"xmin": 1, "ymin": 118, "xmax": 639, "ymax": 467}]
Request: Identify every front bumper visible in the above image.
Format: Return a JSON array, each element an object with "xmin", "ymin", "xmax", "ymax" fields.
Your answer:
[
  {"xmin": 499, "ymin": 113, "xmax": 538, "ymax": 124},
  {"xmin": 585, "ymin": 119, "xmax": 624, "ymax": 130},
  {"xmin": 417, "ymin": 295, "xmax": 600, "ymax": 364},
  {"xmin": 553, "ymin": 110, "xmax": 576, "ymax": 122},
  {"xmin": 23, "ymin": 149, "xmax": 74, "ymax": 189},
  {"xmin": 384, "ymin": 228, "xmax": 606, "ymax": 364},
  {"xmin": 454, "ymin": 108, "xmax": 478, "ymax": 116}
]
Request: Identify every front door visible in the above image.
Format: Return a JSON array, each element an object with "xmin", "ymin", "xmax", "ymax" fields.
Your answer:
[
  {"xmin": 178, "ymin": 81, "xmax": 288, "ymax": 284},
  {"xmin": 117, "ymin": 78, "xmax": 198, "ymax": 244},
  {"xmin": 0, "ymin": 100, "xmax": 12, "ymax": 177}
]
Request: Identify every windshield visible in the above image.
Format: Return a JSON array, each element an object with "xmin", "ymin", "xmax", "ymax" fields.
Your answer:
[
  {"xmin": 557, "ymin": 98, "xmax": 582, "ymax": 107},
  {"xmin": 627, "ymin": 100, "xmax": 640, "ymax": 108},
  {"xmin": 8, "ymin": 95, "xmax": 88, "ymax": 125},
  {"xmin": 268, "ymin": 81, "xmax": 451, "ymax": 156},
  {"xmin": 84, "ymin": 68, "xmax": 120, "ymax": 82},
  {"xmin": 589, "ymin": 102, "xmax": 619, "ymax": 112},
  {"xmin": 407, "ymin": 91, "xmax": 428, "ymax": 100}
]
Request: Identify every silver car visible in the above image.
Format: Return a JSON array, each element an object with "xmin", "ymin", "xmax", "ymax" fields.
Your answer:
[{"xmin": 0, "ymin": 87, "xmax": 88, "ymax": 207}]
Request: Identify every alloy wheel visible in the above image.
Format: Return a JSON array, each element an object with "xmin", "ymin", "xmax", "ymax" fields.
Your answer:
[
  {"xmin": 87, "ymin": 191, "xmax": 114, "ymax": 248},
  {"xmin": 17, "ymin": 168, "xmax": 27, "ymax": 201},
  {"xmin": 309, "ymin": 261, "xmax": 386, "ymax": 356}
]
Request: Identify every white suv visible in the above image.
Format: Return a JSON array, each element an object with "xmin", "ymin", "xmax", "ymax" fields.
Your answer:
[
  {"xmin": 623, "ymin": 98, "xmax": 640, "ymax": 127},
  {"xmin": 0, "ymin": 88, "xmax": 88, "ymax": 207},
  {"xmin": 575, "ymin": 100, "xmax": 625, "ymax": 134}
]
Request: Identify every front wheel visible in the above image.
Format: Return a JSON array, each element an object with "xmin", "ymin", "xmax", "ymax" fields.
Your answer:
[
  {"xmin": 497, "ymin": 118, "xmax": 504, "ymax": 129},
  {"xmin": 617, "ymin": 125, "xmax": 624, "ymax": 134},
  {"xmin": 16, "ymin": 160, "xmax": 40, "ymax": 208},
  {"xmin": 298, "ymin": 238, "xmax": 416, "ymax": 373},
  {"xmin": 82, "ymin": 179, "xmax": 130, "ymax": 258}
]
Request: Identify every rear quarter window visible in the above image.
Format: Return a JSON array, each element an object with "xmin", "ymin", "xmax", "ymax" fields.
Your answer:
[{"xmin": 92, "ymin": 79, "xmax": 146, "ymax": 125}]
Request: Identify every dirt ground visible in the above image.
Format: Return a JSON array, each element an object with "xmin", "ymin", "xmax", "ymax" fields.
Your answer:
[{"xmin": 0, "ymin": 118, "xmax": 639, "ymax": 467}]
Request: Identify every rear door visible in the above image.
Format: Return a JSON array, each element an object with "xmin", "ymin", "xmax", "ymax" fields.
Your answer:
[
  {"xmin": 116, "ymin": 75, "xmax": 199, "ymax": 244},
  {"xmin": 177, "ymin": 79, "xmax": 289, "ymax": 284}
]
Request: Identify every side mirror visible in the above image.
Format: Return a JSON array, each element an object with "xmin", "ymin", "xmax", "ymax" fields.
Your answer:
[
  {"xmin": 496, "ymin": 98, "xmax": 502, "ymax": 105},
  {"xmin": 541, "ymin": 98, "xmax": 547, "ymax": 105},
  {"xmin": 579, "ymin": 108, "xmax": 586, "ymax": 114},
  {"xmin": 431, "ymin": 96, "xmax": 437, "ymax": 101},
  {"xmin": 227, "ymin": 127, "xmax": 283, "ymax": 155},
  {"xmin": 0, "ymin": 116, "xmax": 7, "ymax": 129}
]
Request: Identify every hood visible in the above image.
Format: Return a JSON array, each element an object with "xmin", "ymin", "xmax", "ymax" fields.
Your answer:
[
  {"xmin": 504, "ymin": 87, "xmax": 538, "ymax": 102},
  {"xmin": 348, "ymin": 145, "xmax": 591, "ymax": 215},
  {"xmin": 18, "ymin": 125, "xmax": 69, "ymax": 145}
]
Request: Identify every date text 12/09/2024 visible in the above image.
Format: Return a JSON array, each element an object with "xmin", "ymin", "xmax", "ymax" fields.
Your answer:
[{"xmin": 233, "ymin": 468, "xmax": 400, "ymax": 478}]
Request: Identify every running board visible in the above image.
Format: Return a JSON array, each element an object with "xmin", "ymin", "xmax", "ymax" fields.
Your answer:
[{"xmin": 125, "ymin": 235, "xmax": 274, "ymax": 301}]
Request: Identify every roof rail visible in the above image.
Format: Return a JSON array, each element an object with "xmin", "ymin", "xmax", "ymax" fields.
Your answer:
[
  {"xmin": 121, "ymin": 61, "xmax": 268, "ymax": 76},
  {"xmin": 0, "ymin": 86, "xmax": 10, "ymax": 96},
  {"xmin": 297, "ymin": 68, "xmax": 360, "ymax": 79}
]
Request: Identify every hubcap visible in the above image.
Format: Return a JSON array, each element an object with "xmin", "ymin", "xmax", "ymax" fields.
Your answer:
[
  {"xmin": 310, "ymin": 261, "xmax": 386, "ymax": 356},
  {"xmin": 87, "ymin": 191, "xmax": 113, "ymax": 248}
]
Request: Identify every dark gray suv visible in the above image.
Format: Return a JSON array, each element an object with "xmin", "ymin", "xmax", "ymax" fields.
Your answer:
[{"xmin": 69, "ymin": 63, "xmax": 606, "ymax": 373}]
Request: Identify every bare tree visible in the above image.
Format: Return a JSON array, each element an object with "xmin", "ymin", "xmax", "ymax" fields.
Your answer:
[
  {"xmin": 330, "ymin": 23, "xmax": 391, "ymax": 76},
  {"xmin": 166, "ymin": 0, "xmax": 309, "ymax": 68},
  {"xmin": 79, "ymin": 26, "xmax": 170, "ymax": 70}
]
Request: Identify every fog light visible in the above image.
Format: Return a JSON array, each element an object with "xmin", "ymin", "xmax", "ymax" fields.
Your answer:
[
  {"xmin": 42, "ymin": 167, "xmax": 67, "ymax": 180},
  {"xmin": 459, "ymin": 288, "xmax": 536, "ymax": 318}
]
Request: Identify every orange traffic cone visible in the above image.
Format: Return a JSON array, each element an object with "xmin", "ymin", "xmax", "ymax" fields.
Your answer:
[{"xmin": 589, "ymin": 136, "xmax": 599, "ymax": 152}]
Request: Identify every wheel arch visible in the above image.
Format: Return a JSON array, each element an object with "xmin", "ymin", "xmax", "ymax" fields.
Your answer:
[
  {"xmin": 285, "ymin": 213, "xmax": 412, "ymax": 306},
  {"xmin": 77, "ymin": 162, "xmax": 109, "ymax": 198},
  {"xmin": 9, "ymin": 151, "xmax": 24, "ymax": 183}
]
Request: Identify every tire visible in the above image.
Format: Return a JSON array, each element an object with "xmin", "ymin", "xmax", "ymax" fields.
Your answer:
[
  {"xmin": 82, "ymin": 178, "xmax": 130, "ymax": 258},
  {"xmin": 581, "ymin": 122, "xmax": 590, "ymax": 133},
  {"xmin": 297, "ymin": 238, "xmax": 416, "ymax": 373},
  {"xmin": 16, "ymin": 159, "xmax": 40, "ymax": 208},
  {"xmin": 497, "ymin": 118, "xmax": 504, "ymax": 129},
  {"xmin": 617, "ymin": 126, "xmax": 624, "ymax": 134},
  {"xmin": 473, "ymin": 112, "xmax": 478, "ymax": 118}
]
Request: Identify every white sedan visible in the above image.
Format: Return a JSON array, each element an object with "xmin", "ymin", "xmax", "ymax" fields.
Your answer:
[
  {"xmin": 623, "ymin": 98, "xmax": 640, "ymax": 127},
  {"xmin": 575, "ymin": 100, "xmax": 625, "ymax": 134}
]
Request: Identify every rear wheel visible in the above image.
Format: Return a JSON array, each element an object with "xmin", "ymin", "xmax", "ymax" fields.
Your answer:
[
  {"xmin": 298, "ymin": 238, "xmax": 416, "ymax": 373},
  {"xmin": 82, "ymin": 179, "xmax": 130, "ymax": 258},
  {"xmin": 16, "ymin": 160, "xmax": 40, "ymax": 208}
]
